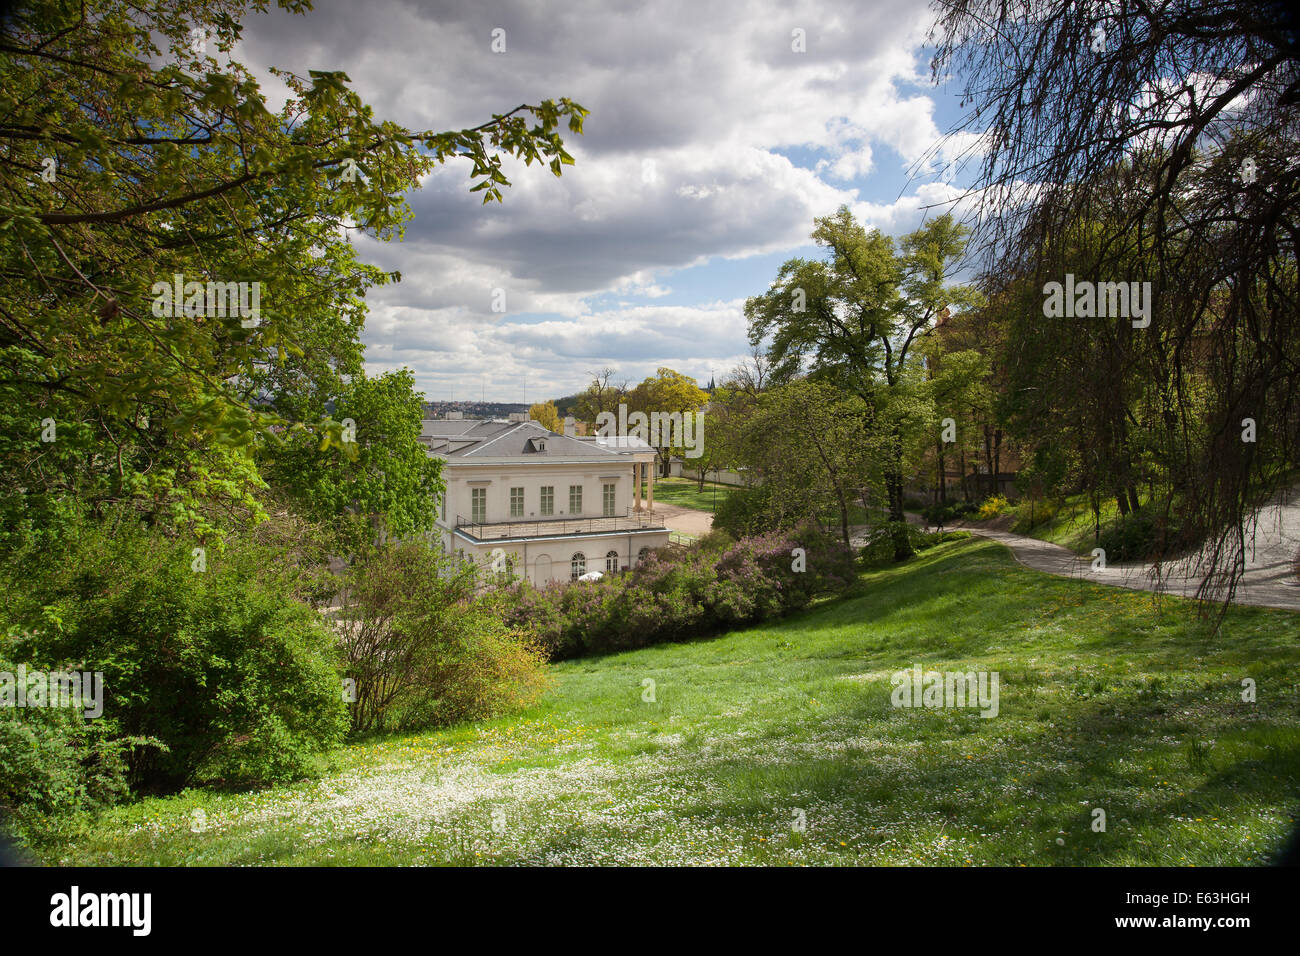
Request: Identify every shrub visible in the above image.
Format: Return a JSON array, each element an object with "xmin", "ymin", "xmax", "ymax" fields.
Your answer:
[
  {"xmin": 712, "ymin": 485, "xmax": 785, "ymax": 538},
  {"xmin": 924, "ymin": 530, "xmax": 972, "ymax": 547},
  {"xmin": 696, "ymin": 528, "xmax": 735, "ymax": 554},
  {"xmin": 501, "ymin": 528, "xmax": 854, "ymax": 659},
  {"xmin": 1012, "ymin": 498, "xmax": 1060, "ymax": 533},
  {"xmin": 337, "ymin": 541, "xmax": 549, "ymax": 733},
  {"xmin": 922, "ymin": 500, "xmax": 980, "ymax": 528},
  {"xmin": 1097, "ymin": 508, "xmax": 1180, "ymax": 562},
  {"xmin": 922, "ymin": 502, "xmax": 952, "ymax": 527},
  {"xmin": 977, "ymin": 494, "xmax": 1009, "ymax": 520},
  {"xmin": 1, "ymin": 510, "xmax": 349, "ymax": 794},
  {"xmin": 0, "ymin": 653, "xmax": 135, "ymax": 815},
  {"xmin": 717, "ymin": 528, "xmax": 855, "ymax": 622},
  {"xmin": 858, "ymin": 524, "xmax": 971, "ymax": 567}
]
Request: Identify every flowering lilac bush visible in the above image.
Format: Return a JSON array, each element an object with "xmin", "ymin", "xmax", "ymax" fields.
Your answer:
[{"xmin": 501, "ymin": 529, "xmax": 855, "ymax": 659}]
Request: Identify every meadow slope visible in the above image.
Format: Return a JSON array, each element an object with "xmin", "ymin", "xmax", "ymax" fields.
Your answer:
[{"xmin": 19, "ymin": 538, "xmax": 1300, "ymax": 866}]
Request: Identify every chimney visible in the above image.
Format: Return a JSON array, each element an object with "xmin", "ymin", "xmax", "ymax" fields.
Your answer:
[
  {"xmin": 445, "ymin": 411, "xmax": 463, "ymax": 420},
  {"xmin": 564, "ymin": 416, "xmax": 575, "ymax": 437},
  {"xmin": 507, "ymin": 412, "xmax": 528, "ymax": 422}
]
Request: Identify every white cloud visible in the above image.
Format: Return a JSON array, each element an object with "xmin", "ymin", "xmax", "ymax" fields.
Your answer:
[{"xmin": 231, "ymin": 0, "xmax": 959, "ymax": 399}]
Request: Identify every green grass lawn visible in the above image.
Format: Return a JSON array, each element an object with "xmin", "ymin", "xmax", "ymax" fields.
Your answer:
[
  {"xmin": 16, "ymin": 538, "xmax": 1300, "ymax": 866},
  {"xmin": 929, "ymin": 491, "xmax": 1125, "ymax": 553},
  {"xmin": 646, "ymin": 476, "xmax": 736, "ymax": 513},
  {"xmin": 1002, "ymin": 492, "xmax": 1126, "ymax": 552}
]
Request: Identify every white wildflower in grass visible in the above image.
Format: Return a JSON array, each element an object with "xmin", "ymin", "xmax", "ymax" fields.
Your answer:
[{"xmin": 25, "ymin": 539, "xmax": 1300, "ymax": 867}]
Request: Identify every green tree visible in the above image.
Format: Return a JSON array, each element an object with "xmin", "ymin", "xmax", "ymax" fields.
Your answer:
[
  {"xmin": 259, "ymin": 369, "xmax": 440, "ymax": 549},
  {"xmin": 733, "ymin": 379, "xmax": 879, "ymax": 546},
  {"xmin": 746, "ymin": 209, "xmax": 977, "ymax": 558},
  {"xmin": 919, "ymin": 329, "xmax": 997, "ymax": 504},
  {"xmin": 627, "ymin": 368, "xmax": 709, "ymax": 475},
  {"xmin": 0, "ymin": 0, "xmax": 586, "ymax": 539}
]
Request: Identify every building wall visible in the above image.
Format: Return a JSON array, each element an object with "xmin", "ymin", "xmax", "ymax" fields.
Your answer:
[
  {"xmin": 437, "ymin": 460, "xmax": 641, "ymax": 526},
  {"xmin": 449, "ymin": 530, "xmax": 671, "ymax": 585},
  {"xmin": 432, "ymin": 455, "xmax": 667, "ymax": 586},
  {"xmin": 679, "ymin": 466, "xmax": 750, "ymax": 487}
]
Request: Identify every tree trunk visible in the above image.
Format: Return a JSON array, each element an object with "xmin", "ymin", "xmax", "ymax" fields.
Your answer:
[
  {"xmin": 993, "ymin": 428, "xmax": 1002, "ymax": 487},
  {"xmin": 887, "ymin": 426, "xmax": 913, "ymax": 560},
  {"xmin": 983, "ymin": 424, "xmax": 994, "ymax": 483},
  {"xmin": 837, "ymin": 487, "xmax": 851, "ymax": 550},
  {"xmin": 937, "ymin": 440, "xmax": 947, "ymax": 503},
  {"xmin": 886, "ymin": 471, "xmax": 912, "ymax": 560}
]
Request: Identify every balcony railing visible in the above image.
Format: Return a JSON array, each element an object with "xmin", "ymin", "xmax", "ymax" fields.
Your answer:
[{"xmin": 454, "ymin": 507, "xmax": 666, "ymax": 541}]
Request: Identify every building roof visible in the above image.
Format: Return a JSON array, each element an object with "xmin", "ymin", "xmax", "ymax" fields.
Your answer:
[
  {"xmin": 583, "ymin": 434, "xmax": 656, "ymax": 453},
  {"xmin": 420, "ymin": 419, "xmax": 647, "ymax": 461}
]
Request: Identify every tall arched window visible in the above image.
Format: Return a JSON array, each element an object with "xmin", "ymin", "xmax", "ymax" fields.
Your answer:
[
  {"xmin": 637, "ymin": 547, "xmax": 650, "ymax": 566},
  {"xmin": 605, "ymin": 550, "xmax": 619, "ymax": 573},
  {"xmin": 570, "ymin": 552, "xmax": 586, "ymax": 580}
]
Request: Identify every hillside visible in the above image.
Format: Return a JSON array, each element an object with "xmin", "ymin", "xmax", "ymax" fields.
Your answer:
[{"xmin": 20, "ymin": 538, "xmax": 1300, "ymax": 866}]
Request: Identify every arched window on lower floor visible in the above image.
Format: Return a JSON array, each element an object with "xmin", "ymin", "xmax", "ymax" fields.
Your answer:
[
  {"xmin": 637, "ymin": 547, "xmax": 650, "ymax": 566},
  {"xmin": 605, "ymin": 550, "xmax": 619, "ymax": 573},
  {"xmin": 570, "ymin": 552, "xmax": 586, "ymax": 580}
]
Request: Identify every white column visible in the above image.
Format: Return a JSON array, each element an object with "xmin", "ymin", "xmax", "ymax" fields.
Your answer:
[
  {"xmin": 647, "ymin": 459, "xmax": 655, "ymax": 511},
  {"xmin": 634, "ymin": 462, "xmax": 642, "ymax": 511}
]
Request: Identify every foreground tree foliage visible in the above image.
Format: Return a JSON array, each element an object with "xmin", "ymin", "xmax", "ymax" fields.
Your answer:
[
  {"xmin": 0, "ymin": 0, "xmax": 585, "ymax": 812},
  {"xmin": 1, "ymin": 508, "xmax": 348, "ymax": 794},
  {"xmin": 0, "ymin": 0, "xmax": 586, "ymax": 539},
  {"xmin": 258, "ymin": 368, "xmax": 442, "ymax": 550},
  {"xmin": 931, "ymin": 0, "xmax": 1300, "ymax": 600}
]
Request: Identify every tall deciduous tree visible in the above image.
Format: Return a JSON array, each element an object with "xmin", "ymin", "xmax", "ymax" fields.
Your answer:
[
  {"xmin": 746, "ymin": 208, "xmax": 977, "ymax": 558},
  {"xmin": 931, "ymin": 0, "xmax": 1300, "ymax": 601},
  {"xmin": 528, "ymin": 400, "xmax": 562, "ymax": 433},
  {"xmin": 627, "ymin": 368, "xmax": 709, "ymax": 475},
  {"xmin": 573, "ymin": 368, "xmax": 626, "ymax": 426},
  {"xmin": 739, "ymin": 380, "xmax": 880, "ymax": 547}
]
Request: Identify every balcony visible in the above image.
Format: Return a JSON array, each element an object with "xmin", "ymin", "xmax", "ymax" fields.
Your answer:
[{"xmin": 454, "ymin": 508, "xmax": 666, "ymax": 542}]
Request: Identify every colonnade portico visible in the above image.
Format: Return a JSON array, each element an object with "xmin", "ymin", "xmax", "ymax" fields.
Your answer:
[{"xmin": 633, "ymin": 459, "xmax": 655, "ymax": 512}]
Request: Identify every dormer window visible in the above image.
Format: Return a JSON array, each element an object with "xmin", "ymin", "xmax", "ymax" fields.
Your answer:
[{"xmin": 530, "ymin": 437, "xmax": 547, "ymax": 452}]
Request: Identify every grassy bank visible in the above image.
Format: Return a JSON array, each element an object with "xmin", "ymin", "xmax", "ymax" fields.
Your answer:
[
  {"xmin": 1003, "ymin": 492, "xmax": 1127, "ymax": 552},
  {"xmin": 15, "ymin": 538, "xmax": 1300, "ymax": 866},
  {"xmin": 645, "ymin": 476, "xmax": 736, "ymax": 513}
]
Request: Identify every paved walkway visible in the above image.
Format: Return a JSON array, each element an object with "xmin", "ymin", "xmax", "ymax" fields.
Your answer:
[
  {"xmin": 957, "ymin": 488, "xmax": 1300, "ymax": 612},
  {"xmin": 653, "ymin": 502, "xmax": 715, "ymax": 538}
]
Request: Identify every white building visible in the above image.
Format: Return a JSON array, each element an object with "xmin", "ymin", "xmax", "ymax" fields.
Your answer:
[{"xmin": 421, "ymin": 415, "xmax": 669, "ymax": 585}]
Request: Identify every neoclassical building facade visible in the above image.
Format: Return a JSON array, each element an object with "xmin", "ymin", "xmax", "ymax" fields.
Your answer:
[{"xmin": 421, "ymin": 415, "xmax": 669, "ymax": 585}]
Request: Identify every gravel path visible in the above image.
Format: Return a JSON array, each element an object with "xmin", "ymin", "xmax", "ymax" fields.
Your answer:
[
  {"xmin": 963, "ymin": 487, "xmax": 1300, "ymax": 611},
  {"xmin": 653, "ymin": 502, "xmax": 715, "ymax": 537}
]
